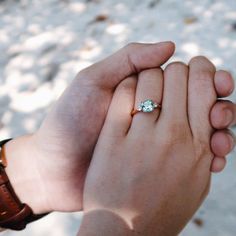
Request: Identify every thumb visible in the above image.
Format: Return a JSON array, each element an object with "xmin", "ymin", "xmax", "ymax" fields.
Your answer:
[{"xmin": 79, "ymin": 41, "xmax": 175, "ymax": 88}]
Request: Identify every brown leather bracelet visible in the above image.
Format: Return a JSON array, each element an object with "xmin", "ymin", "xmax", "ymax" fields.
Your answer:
[{"xmin": 0, "ymin": 139, "xmax": 48, "ymax": 231}]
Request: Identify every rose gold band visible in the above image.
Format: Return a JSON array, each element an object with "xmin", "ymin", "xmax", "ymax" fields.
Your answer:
[
  {"xmin": 0, "ymin": 146, "xmax": 7, "ymax": 168},
  {"xmin": 131, "ymin": 104, "xmax": 162, "ymax": 117},
  {"xmin": 131, "ymin": 109, "xmax": 140, "ymax": 116}
]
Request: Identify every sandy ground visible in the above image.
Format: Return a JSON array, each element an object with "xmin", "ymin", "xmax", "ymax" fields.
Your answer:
[{"xmin": 1, "ymin": 0, "xmax": 236, "ymax": 235}]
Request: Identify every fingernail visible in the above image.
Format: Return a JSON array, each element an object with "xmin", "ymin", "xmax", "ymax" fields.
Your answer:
[
  {"xmin": 228, "ymin": 134, "xmax": 235, "ymax": 151},
  {"xmin": 224, "ymin": 109, "xmax": 233, "ymax": 126}
]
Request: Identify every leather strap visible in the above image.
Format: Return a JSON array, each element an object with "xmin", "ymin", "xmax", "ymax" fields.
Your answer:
[
  {"xmin": 0, "ymin": 139, "xmax": 12, "ymax": 167},
  {"xmin": 0, "ymin": 139, "xmax": 48, "ymax": 230}
]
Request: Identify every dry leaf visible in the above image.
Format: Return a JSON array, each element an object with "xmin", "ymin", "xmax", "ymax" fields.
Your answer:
[
  {"xmin": 94, "ymin": 14, "xmax": 108, "ymax": 22},
  {"xmin": 184, "ymin": 17, "xmax": 198, "ymax": 24},
  {"xmin": 193, "ymin": 218, "xmax": 204, "ymax": 227}
]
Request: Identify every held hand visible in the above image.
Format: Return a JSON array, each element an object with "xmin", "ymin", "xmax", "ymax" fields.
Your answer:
[
  {"xmin": 209, "ymin": 71, "xmax": 235, "ymax": 172},
  {"xmin": 5, "ymin": 42, "xmax": 175, "ymax": 214},
  {"xmin": 79, "ymin": 57, "xmax": 217, "ymax": 236}
]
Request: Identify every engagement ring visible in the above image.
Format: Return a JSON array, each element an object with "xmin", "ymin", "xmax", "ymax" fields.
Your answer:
[{"xmin": 131, "ymin": 99, "xmax": 161, "ymax": 116}]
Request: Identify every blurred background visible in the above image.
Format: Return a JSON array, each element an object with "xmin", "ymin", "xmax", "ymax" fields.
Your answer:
[{"xmin": 1, "ymin": 0, "xmax": 236, "ymax": 235}]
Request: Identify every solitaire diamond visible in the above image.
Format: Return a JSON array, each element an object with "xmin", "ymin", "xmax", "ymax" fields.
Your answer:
[{"xmin": 139, "ymin": 99, "xmax": 157, "ymax": 113}]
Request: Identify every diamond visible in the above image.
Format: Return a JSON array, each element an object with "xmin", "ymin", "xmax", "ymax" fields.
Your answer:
[
  {"xmin": 137, "ymin": 104, "xmax": 143, "ymax": 111},
  {"xmin": 140, "ymin": 99, "xmax": 156, "ymax": 113}
]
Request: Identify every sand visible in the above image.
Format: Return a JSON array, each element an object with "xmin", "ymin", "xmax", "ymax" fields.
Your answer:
[{"xmin": 0, "ymin": 0, "xmax": 236, "ymax": 235}]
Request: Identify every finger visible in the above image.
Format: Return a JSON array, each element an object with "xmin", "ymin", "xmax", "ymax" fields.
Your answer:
[
  {"xmin": 211, "ymin": 157, "xmax": 227, "ymax": 173},
  {"xmin": 159, "ymin": 62, "xmax": 189, "ymax": 123},
  {"xmin": 214, "ymin": 70, "xmax": 234, "ymax": 98},
  {"xmin": 130, "ymin": 68, "xmax": 163, "ymax": 132},
  {"xmin": 79, "ymin": 42, "xmax": 175, "ymax": 89},
  {"xmin": 211, "ymin": 129, "xmax": 235, "ymax": 157},
  {"xmin": 188, "ymin": 56, "xmax": 216, "ymax": 141},
  {"xmin": 102, "ymin": 76, "xmax": 137, "ymax": 137},
  {"xmin": 210, "ymin": 100, "xmax": 236, "ymax": 129}
]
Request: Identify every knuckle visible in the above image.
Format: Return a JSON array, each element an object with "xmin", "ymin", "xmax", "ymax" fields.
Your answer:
[
  {"xmin": 76, "ymin": 64, "xmax": 104, "ymax": 88},
  {"xmin": 195, "ymin": 70, "xmax": 213, "ymax": 82},
  {"xmin": 75, "ymin": 68, "xmax": 91, "ymax": 85},
  {"xmin": 190, "ymin": 69, "xmax": 217, "ymax": 103},
  {"xmin": 123, "ymin": 43, "xmax": 140, "ymax": 74},
  {"xmin": 77, "ymin": 67, "xmax": 89, "ymax": 78},
  {"xmin": 189, "ymin": 56, "xmax": 216, "ymax": 72},
  {"xmin": 161, "ymin": 122, "xmax": 191, "ymax": 147},
  {"xmin": 193, "ymin": 71, "xmax": 216, "ymax": 95}
]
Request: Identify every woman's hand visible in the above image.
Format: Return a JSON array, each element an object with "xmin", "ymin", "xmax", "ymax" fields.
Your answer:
[{"xmin": 79, "ymin": 57, "xmax": 217, "ymax": 236}]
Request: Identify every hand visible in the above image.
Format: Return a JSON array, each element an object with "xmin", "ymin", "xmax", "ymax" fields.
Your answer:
[
  {"xmin": 4, "ymin": 42, "xmax": 175, "ymax": 214},
  {"xmin": 79, "ymin": 57, "xmax": 217, "ymax": 235},
  {"xmin": 209, "ymin": 70, "xmax": 235, "ymax": 172}
]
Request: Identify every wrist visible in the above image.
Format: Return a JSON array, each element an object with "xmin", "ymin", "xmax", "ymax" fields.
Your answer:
[
  {"xmin": 4, "ymin": 135, "xmax": 51, "ymax": 214},
  {"xmin": 78, "ymin": 210, "xmax": 133, "ymax": 236}
]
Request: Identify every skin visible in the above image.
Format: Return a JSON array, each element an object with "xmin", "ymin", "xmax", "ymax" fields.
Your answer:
[
  {"xmin": 210, "ymin": 70, "xmax": 236, "ymax": 172},
  {"xmin": 2, "ymin": 42, "xmax": 235, "ymax": 216},
  {"xmin": 2, "ymin": 42, "xmax": 236, "ymax": 218},
  {"xmin": 4, "ymin": 42, "xmax": 176, "ymax": 214},
  {"xmin": 79, "ymin": 57, "xmax": 217, "ymax": 236}
]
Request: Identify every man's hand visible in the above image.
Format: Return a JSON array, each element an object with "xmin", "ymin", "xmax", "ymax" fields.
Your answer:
[
  {"xmin": 4, "ymin": 42, "xmax": 175, "ymax": 214},
  {"xmin": 210, "ymin": 70, "xmax": 235, "ymax": 172}
]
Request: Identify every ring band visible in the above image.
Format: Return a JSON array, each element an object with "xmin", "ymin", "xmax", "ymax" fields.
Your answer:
[{"xmin": 131, "ymin": 99, "xmax": 161, "ymax": 116}]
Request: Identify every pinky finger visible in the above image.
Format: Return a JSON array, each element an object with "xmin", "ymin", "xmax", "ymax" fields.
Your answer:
[{"xmin": 211, "ymin": 156, "xmax": 227, "ymax": 173}]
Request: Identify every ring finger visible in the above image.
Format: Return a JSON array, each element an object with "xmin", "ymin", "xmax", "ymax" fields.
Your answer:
[{"xmin": 130, "ymin": 68, "xmax": 163, "ymax": 132}]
